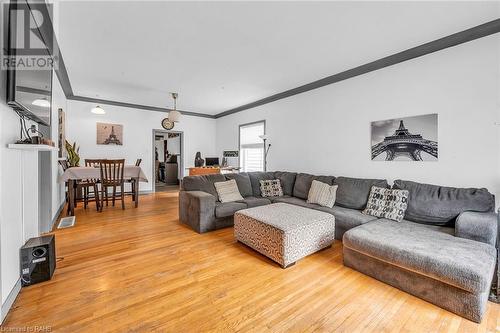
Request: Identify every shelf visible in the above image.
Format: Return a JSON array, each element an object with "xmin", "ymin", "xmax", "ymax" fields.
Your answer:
[{"xmin": 7, "ymin": 144, "xmax": 58, "ymax": 151}]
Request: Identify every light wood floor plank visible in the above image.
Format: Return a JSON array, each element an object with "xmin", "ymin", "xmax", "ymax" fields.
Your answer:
[{"xmin": 2, "ymin": 191, "xmax": 499, "ymax": 332}]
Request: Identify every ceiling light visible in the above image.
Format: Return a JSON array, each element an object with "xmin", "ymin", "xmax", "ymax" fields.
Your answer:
[
  {"xmin": 91, "ymin": 106, "xmax": 105, "ymax": 114},
  {"xmin": 168, "ymin": 93, "xmax": 181, "ymax": 122},
  {"xmin": 168, "ymin": 110, "xmax": 181, "ymax": 122},
  {"xmin": 32, "ymin": 98, "xmax": 50, "ymax": 108}
]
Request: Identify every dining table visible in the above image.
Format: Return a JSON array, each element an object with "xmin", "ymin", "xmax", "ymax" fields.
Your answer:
[{"xmin": 59, "ymin": 165, "xmax": 148, "ymax": 216}]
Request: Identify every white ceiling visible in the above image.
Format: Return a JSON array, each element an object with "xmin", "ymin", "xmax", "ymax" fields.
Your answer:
[{"xmin": 56, "ymin": 1, "xmax": 500, "ymax": 115}]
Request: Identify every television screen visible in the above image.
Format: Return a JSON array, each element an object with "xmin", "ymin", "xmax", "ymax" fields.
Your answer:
[{"xmin": 6, "ymin": 0, "xmax": 53, "ymax": 126}]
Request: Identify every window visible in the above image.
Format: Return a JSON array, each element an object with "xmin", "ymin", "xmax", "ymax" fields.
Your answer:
[{"xmin": 239, "ymin": 121, "xmax": 265, "ymax": 172}]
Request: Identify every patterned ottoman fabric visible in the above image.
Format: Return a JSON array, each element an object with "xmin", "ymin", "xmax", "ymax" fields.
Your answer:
[{"xmin": 234, "ymin": 203, "xmax": 335, "ymax": 267}]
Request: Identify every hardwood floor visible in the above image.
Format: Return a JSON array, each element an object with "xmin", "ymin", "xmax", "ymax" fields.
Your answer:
[{"xmin": 2, "ymin": 191, "xmax": 499, "ymax": 332}]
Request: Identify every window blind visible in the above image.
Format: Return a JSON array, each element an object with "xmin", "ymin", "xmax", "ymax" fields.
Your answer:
[{"xmin": 239, "ymin": 122, "xmax": 265, "ymax": 172}]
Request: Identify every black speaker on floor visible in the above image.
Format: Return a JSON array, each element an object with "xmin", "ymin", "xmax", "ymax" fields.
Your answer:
[{"xmin": 20, "ymin": 235, "xmax": 56, "ymax": 286}]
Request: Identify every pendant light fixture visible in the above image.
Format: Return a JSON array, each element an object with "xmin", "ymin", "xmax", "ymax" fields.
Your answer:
[
  {"xmin": 91, "ymin": 105, "xmax": 106, "ymax": 114},
  {"xmin": 32, "ymin": 97, "xmax": 50, "ymax": 108},
  {"xmin": 168, "ymin": 93, "xmax": 181, "ymax": 122}
]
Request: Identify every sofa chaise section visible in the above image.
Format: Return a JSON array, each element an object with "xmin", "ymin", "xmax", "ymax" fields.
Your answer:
[
  {"xmin": 343, "ymin": 180, "xmax": 498, "ymax": 322},
  {"xmin": 343, "ymin": 219, "xmax": 496, "ymax": 322}
]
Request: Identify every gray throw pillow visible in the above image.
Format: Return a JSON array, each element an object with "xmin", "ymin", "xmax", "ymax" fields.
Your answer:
[{"xmin": 362, "ymin": 186, "xmax": 409, "ymax": 222}]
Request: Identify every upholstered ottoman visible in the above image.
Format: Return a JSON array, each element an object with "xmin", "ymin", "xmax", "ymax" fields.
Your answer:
[{"xmin": 234, "ymin": 203, "xmax": 335, "ymax": 268}]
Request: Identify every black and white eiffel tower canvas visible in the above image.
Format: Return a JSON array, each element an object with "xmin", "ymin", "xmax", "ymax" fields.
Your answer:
[{"xmin": 371, "ymin": 114, "xmax": 438, "ymax": 161}]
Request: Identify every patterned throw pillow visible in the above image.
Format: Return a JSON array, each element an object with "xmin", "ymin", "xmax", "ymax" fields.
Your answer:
[
  {"xmin": 307, "ymin": 180, "xmax": 338, "ymax": 208},
  {"xmin": 214, "ymin": 179, "xmax": 244, "ymax": 203},
  {"xmin": 260, "ymin": 179, "xmax": 283, "ymax": 198},
  {"xmin": 362, "ymin": 186, "xmax": 409, "ymax": 222}
]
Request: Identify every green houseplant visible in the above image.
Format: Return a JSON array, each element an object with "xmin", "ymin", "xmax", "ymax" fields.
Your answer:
[{"xmin": 65, "ymin": 140, "xmax": 80, "ymax": 167}]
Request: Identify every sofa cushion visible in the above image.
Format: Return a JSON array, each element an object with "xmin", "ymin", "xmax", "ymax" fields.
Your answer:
[
  {"xmin": 343, "ymin": 219, "xmax": 497, "ymax": 293},
  {"xmin": 393, "ymin": 180, "xmax": 495, "ymax": 226},
  {"xmin": 214, "ymin": 179, "xmax": 244, "ymax": 203},
  {"xmin": 274, "ymin": 171, "xmax": 297, "ymax": 196},
  {"xmin": 248, "ymin": 172, "xmax": 276, "ymax": 197},
  {"xmin": 268, "ymin": 195, "xmax": 289, "ymax": 203},
  {"xmin": 328, "ymin": 206, "xmax": 378, "ymax": 231},
  {"xmin": 409, "ymin": 220, "xmax": 455, "ymax": 236},
  {"xmin": 307, "ymin": 180, "xmax": 338, "ymax": 208},
  {"xmin": 272, "ymin": 197, "xmax": 376, "ymax": 231},
  {"xmin": 271, "ymin": 196, "xmax": 308, "ymax": 207},
  {"xmin": 237, "ymin": 196, "xmax": 272, "ymax": 208},
  {"xmin": 182, "ymin": 174, "xmax": 226, "ymax": 201},
  {"xmin": 293, "ymin": 173, "xmax": 335, "ymax": 200},
  {"xmin": 334, "ymin": 177, "xmax": 389, "ymax": 210},
  {"xmin": 224, "ymin": 173, "xmax": 253, "ymax": 197},
  {"xmin": 215, "ymin": 202, "xmax": 247, "ymax": 218}
]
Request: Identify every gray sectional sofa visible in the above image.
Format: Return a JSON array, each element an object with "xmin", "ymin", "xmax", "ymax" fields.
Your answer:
[
  {"xmin": 179, "ymin": 171, "xmax": 498, "ymax": 322},
  {"xmin": 180, "ymin": 172, "xmax": 386, "ymax": 238}
]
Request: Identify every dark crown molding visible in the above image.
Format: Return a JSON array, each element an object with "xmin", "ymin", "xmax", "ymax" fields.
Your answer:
[
  {"xmin": 214, "ymin": 19, "xmax": 500, "ymax": 118},
  {"xmin": 67, "ymin": 95, "xmax": 215, "ymax": 119}
]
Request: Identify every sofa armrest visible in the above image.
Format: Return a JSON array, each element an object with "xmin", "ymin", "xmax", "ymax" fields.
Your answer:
[
  {"xmin": 179, "ymin": 190, "xmax": 217, "ymax": 233},
  {"xmin": 455, "ymin": 211, "xmax": 498, "ymax": 247}
]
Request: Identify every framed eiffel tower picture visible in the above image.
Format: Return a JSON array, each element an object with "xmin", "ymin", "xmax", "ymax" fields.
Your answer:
[
  {"xmin": 371, "ymin": 114, "xmax": 438, "ymax": 161},
  {"xmin": 97, "ymin": 122, "xmax": 123, "ymax": 145}
]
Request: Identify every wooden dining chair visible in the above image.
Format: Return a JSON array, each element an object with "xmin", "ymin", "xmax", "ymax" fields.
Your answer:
[
  {"xmin": 133, "ymin": 158, "xmax": 142, "ymax": 198},
  {"xmin": 99, "ymin": 159, "xmax": 125, "ymax": 211},
  {"xmin": 59, "ymin": 160, "xmax": 73, "ymax": 214},
  {"xmin": 83, "ymin": 159, "xmax": 102, "ymax": 211},
  {"xmin": 59, "ymin": 160, "xmax": 69, "ymax": 171},
  {"xmin": 125, "ymin": 159, "xmax": 142, "ymax": 202}
]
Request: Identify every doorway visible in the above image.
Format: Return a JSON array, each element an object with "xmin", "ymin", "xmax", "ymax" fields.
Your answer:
[{"xmin": 152, "ymin": 129, "xmax": 183, "ymax": 193}]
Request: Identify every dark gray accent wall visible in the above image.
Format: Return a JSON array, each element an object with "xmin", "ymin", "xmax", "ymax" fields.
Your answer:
[{"xmin": 214, "ymin": 19, "xmax": 500, "ymax": 118}]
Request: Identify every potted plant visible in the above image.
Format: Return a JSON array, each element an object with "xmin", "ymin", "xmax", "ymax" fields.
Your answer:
[{"xmin": 65, "ymin": 140, "xmax": 80, "ymax": 167}]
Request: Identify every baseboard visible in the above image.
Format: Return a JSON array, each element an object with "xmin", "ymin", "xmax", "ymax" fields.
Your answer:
[
  {"xmin": 1, "ymin": 278, "xmax": 21, "ymax": 323},
  {"xmin": 50, "ymin": 201, "xmax": 66, "ymax": 231}
]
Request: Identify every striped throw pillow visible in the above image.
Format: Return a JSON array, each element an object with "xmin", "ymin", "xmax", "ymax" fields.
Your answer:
[
  {"xmin": 307, "ymin": 180, "xmax": 338, "ymax": 208},
  {"xmin": 214, "ymin": 179, "xmax": 244, "ymax": 203}
]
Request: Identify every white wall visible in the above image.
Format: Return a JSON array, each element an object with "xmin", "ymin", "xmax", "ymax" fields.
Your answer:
[
  {"xmin": 65, "ymin": 100, "xmax": 216, "ymax": 191},
  {"xmin": 0, "ymin": 2, "xmax": 67, "ymax": 318},
  {"xmin": 0, "ymin": 71, "xmax": 63, "ymax": 320},
  {"xmin": 51, "ymin": 74, "xmax": 67, "ymax": 222},
  {"xmin": 0, "ymin": 71, "xmax": 25, "ymax": 313},
  {"xmin": 216, "ymin": 35, "xmax": 500, "ymax": 205}
]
